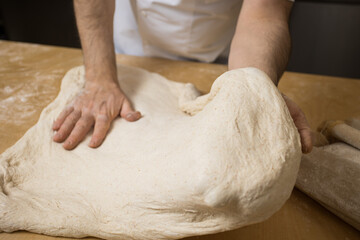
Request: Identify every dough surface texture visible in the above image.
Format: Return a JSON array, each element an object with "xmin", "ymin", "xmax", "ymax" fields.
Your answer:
[{"xmin": 0, "ymin": 65, "xmax": 301, "ymax": 239}]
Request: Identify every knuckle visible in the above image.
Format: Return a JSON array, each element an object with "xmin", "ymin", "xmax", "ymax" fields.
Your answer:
[
  {"xmin": 97, "ymin": 114, "xmax": 109, "ymax": 123},
  {"xmin": 99, "ymin": 102, "xmax": 108, "ymax": 114},
  {"xmin": 70, "ymin": 111, "xmax": 81, "ymax": 120},
  {"xmin": 77, "ymin": 123, "xmax": 88, "ymax": 131},
  {"xmin": 81, "ymin": 107, "xmax": 92, "ymax": 115},
  {"xmin": 64, "ymin": 105, "xmax": 73, "ymax": 113},
  {"xmin": 63, "ymin": 120, "xmax": 75, "ymax": 130}
]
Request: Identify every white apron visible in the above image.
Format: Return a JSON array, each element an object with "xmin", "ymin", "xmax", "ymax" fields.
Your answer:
[
  {"xmin": 113, "ymin": 0, "xmax": 242, "ymax": 62},
  {"xmin": 113, "ymin": 0, "xmax": 294, "ymax": 62}
]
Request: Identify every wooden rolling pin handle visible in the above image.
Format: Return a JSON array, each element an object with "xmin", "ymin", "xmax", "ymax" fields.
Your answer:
[
  {"xmin": 345, "ymin": 117, "xmax": 360, "ymax": 131},
  {"xmin": 319, "ymin": 120, "xmax": 360, "ymax": 150}
]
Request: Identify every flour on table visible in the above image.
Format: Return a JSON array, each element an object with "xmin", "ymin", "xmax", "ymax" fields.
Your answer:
[{"xmin": 0, "ymin": 65, "xmax": 301, "ymax": 240}]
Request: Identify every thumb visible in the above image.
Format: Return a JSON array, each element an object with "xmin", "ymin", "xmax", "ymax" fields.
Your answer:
[
  {"xmin": 120, "ymin": 98, "xmax": 141, "ymax": 122},
  {"xmin": 282, "ymin": 94, "xmax": 312, "ymax": 153},
  {"xmin": 295, "ymin": 113, "xmax": 313, "ymax": 154}
]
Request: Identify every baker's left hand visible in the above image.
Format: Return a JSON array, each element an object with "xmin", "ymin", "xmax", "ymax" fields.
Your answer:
[{"xmin": 282, "ymin": 94, "xmax": 312, "ymax": 154}]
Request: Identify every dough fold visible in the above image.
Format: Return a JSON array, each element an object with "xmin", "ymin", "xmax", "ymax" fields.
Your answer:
[{"xmin": 0, "ymin": 65, "xmax": 301, "ymax": 240}]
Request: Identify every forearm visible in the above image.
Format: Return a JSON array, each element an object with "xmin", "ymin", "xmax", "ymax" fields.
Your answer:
[
  {"xmin": 74, "ymin": 0, "xmax": 116, "ymax": 83},
  {"xmin": 228, "ymin": 1, "xmax": 292, "ymax": 85}
]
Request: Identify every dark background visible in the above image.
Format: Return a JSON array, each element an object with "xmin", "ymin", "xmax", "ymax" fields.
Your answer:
[{"xmin": 0, "ymin": 0, "xmax": 359, "ymax": 78}]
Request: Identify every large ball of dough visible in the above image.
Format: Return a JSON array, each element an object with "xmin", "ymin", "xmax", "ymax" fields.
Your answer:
[{"xmin": 0, "ymin": 66, "xmax": 301, "ymax": 239}]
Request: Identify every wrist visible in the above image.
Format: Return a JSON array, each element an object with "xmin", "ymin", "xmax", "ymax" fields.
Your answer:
[
  {"xmin": 84, "ymin": 77, "xmax": 120, "ymax": 93},
  {"xmin": 228, "ymin": 57, "xmax": 279, "ymax": 86},
  {"xmin": 85, "ymin": 66, "xmax": 118, "ymax": 84}
]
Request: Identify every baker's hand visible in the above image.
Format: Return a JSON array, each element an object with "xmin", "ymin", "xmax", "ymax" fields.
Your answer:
[
  {"xmin": 52, "ymin": 80, "xmax": 141, "ymax": 150},
  {"xmin": 282, "ymin": 94, "xmax": 312, "ymax": 154}
]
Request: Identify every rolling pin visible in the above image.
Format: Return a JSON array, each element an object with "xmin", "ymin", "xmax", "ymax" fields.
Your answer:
[
  {"xmin": 318, "ymin": 120, "xmax": 360, "ymax": 150},
  {"xmin": 296, "ymin": 117, "xmax": 360, "ymax": 230},
  {"xmin": 345, "ymin": 117, "xmax": 360, "ymax": 131},
  {"xmin": 296, "ymin": 143, "xmax": 360, "ymax": 231}
]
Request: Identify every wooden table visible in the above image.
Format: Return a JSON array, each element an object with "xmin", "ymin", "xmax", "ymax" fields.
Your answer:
[{"xmin": 0, "ymin": 40, "xmax": 359, "ymax": 240}]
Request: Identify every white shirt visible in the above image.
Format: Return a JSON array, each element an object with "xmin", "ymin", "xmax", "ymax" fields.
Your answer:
[{"xmin": 113, "ymin": 0, "xmax": 294, "ymax": 63}]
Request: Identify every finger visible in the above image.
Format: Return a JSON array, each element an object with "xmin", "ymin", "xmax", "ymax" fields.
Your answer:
[
  {"xmin": 293, "ymin": 111, "xmax": 313, "ymax": 154},
  {"xmin": 299, "ymin": 127, "xmax": 313, "ymax": 154},
  {"xmin": 53, "ymin": 106, "xmax": 74, "ymax": 130},
  {"xmin": 53, "ymin": 111, "xmax": 81, "ymax": 143},
  {"xmin": 282, "ymin": 94, "xmax": 313, "ymax": 153},
  {"xmin": 63, "ymin": 114, "xmax": 95, "ymax": 150},
  {"xmin": 120, "ymin": 98, "xmax": 141, "ymax": 122},
  {"xmin": 89, "ymin": 115, "xmax": 111, "ymax": 148}
]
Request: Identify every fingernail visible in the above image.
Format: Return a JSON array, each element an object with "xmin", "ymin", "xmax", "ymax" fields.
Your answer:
[
  {"xmin": 303, "ymin": 147, "xmax": 309, "ymax": 154},
  {"xmin": 126, "ymin": 113, "xmax": 133, "ymax": 119}
]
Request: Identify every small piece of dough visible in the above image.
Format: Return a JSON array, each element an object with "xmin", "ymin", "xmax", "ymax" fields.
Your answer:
[{"xmin": 0, "ymin": 65, "xmax": 301, "ymax": 240}]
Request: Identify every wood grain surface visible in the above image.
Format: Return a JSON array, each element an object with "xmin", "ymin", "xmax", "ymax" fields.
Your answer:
[{"xmin": 0, "ymin": 40, "xmax": 359, "ymax": 240}]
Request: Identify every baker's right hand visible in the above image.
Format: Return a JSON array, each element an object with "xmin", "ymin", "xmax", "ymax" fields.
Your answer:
[{"xmin": 52, "ymin": 79, "xmax": 141, "ymax": 150}]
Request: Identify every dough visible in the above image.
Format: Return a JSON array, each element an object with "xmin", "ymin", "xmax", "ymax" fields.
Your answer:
[
  {"xmin": 0, "ymin": 65, "xmax": 301, "ymax": 239},
  {"xmin": 298, "ymin": 119, "xmax": 360, "ymax": 230},
  {"xmin": 297, "ymin": 143, "xmax": 360, "ymax": 231}
]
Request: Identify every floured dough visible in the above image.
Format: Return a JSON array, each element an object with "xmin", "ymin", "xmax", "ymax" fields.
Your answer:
[{"xmin": 0, "ymin": 65, "xmax": 301, "ymax": 240}]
